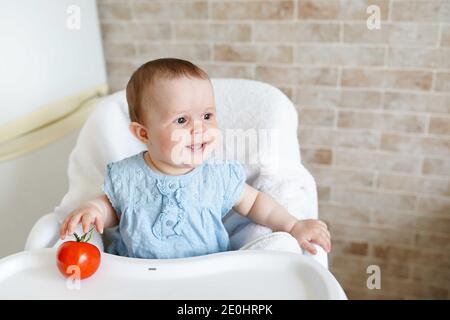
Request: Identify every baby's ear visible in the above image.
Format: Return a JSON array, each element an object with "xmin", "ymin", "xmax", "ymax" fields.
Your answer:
[{"xmin": 129, "ymin": 122, "xmax": 149, "ymax": 143}]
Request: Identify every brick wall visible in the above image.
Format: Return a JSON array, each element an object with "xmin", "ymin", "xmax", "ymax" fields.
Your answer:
[{"xmin": 97, "ymin": 0, "xmax": 450, "ymax": 299}]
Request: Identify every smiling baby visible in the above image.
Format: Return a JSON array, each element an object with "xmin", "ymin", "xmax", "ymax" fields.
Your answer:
[{"xmin": 59, "ymin": 58, "xmax": 331, "ymax": 259}]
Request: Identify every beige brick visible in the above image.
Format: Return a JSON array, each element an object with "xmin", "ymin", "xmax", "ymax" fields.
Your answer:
[
  {"xmin": 416, "ymin": 217, "xmax": 450, "ymax": 235},
  {"xmin": 330, "ymin": 277, "xmax": 366, "ymax": 297},
  {"xmin": 429, "ymin": 117, "xmax": 450, "ymax": 135},
  {"xmin": 98, "ymin": 1, "xmax": 132, "ymax": 20},
  {"xmin": 422, "ymin": 178, "xmax": 450, "ymax": 197},
  {"xmin": 125, "ymin": 23, "xmax": 171, "ymax": 40},
  {"xmin": 298, "ymin": 0, "xmax": 389, "ymax": 20},
  {"xmin": 332, "ymin": 255, "xmax": 410, "ymax": 280},
  {"xmin": 383, "ymin": 92, "xmax": 450, "ymax": 114},
  {"xmin": 380, "ymin": 279, "xmax": 448, "ymax": 299},
  {"xmin": 435, "ymin": 72, "xmax": 450, "ymax": 92},
  {"xmin": 319, "ymin": 203, "xmax": 372, "ymax": 226},
  {"xmin": 423, "ymin": 157, "xmax": 450, "ymax": 176},
  {"xmin": 317, "ymin": 186, "xmax": 331, "ymax": 201},
  {"xmin": 382, "ymin": 113, "xmax": 427, "ymax": 133},
  {"xmin": 343, "ymin": 23, "xmax": 439, "ymax": 46},
  {"xmin": 253, "ymin": 22, "xmax": 340, "ymax": 42},
  {"xmin": 412, "ymin": 265, "xmax": 450, "ymax": 288},
  {"xmin": 338, "ymin": 111, "xmax": 426, "ymax": 133},
  {"xmin": 342, "ymin": 68, "xmax": 381, "ymax": 87},
  {"xmin": 278, "ymin": 86, "xmax": 294, "ymax": 100},
  {"xmin": 388, "ymin": 23, "xmax": 440, "ymax": 45},
  {"xmin": 377, "ymin": 173, "xmax": 423, "ymax": 194},
  {"xmin": 214, "ymin": 44, "xmax": 292, "ymax": 63},
  {"xmin": 332, "ymin": 240, "xmax": 369, "ymax": 256},
  {"xmin": 441, "ymin": 25, "xmax": 450, "ymax": 46},
  {"xmin": 417, "ymin": 198, "xmax": 450, "ymax": 217},
  {"xmin": 294, "ymin": 87, "xmax": 340, "ymax": 108},
  {"xmin": 298, "ymin": 0, "xmax": 340, "ymax": 20},
  {"xmin": 334, "ymin": 149, "xmax": 422, "ymax": 173},
  {"xmin": 299, "ymin": 107, "xmax": 335, "ymax": 126},
  {"xmin": 212, "ymin": 1, "xmax": 294, "ymax": 20},
  {"xmin": 108, "ymin": 76, "xmax": 128, "ymax": 92},
  {"xmin": 372, "ymin": 245, "xmax": 449, "ymax": 269},
  {"xmin": 174, "ymin": 22, "xmax": 251, "ymax": 42},
  {"xmin": 371, "ymin": 209, "xmax": 416, "ymax": 230},
  {"xmin": 255, "ymin": 66, "xmax": 297, "ymax": 84},
  {"xmin": 295, "ymin": 45, "xmax": 385, "ymax": 67},
  {"xmin": 332, "ymin": 276, "xmax": 368, "ymax": 296},
  {"xmin": 103, "ymin": 42, "xmax": 136, "ymax": 59},
  {"xmin": 343, "ymin": 22, "xmax": 386, "ymax": 44},
  {"xmin": 301, "ymin": 148, "xmax": 333, "ymax": 165},
  {"xmin": 415, "ymin": 232, "xmax": 450, "ymax": 250},
  {"xmin": 297, "ymin": 67, "xmax": 338, "ymax": 86},
  {"xmin": 339, "ymin": 90, "xmax": 381, "ymax": 110},
  {"xmin": 332, "ymin": 188, "xmax": 417, "ymax": 211},
  {"xmin": 106, "ymin": 61, "xmax": 138, "ymax": 77},
  {"xmin": 136, "ymin": 43, "xmax": 211, "ymax": 61},
  {"xmin": 334, "ymin": 130, "xmax": 380, "ymax": 150},
  {"xmin": 331, "ymin": 222, "xmax": 414, "ymax": 245},
  {"xmin": 377, "ymin": 174, "xmax": 449, "ymax": 197},
  {"xmin": 391, "ymin": 0, "xmax": 450, "ymax": 22},
  {"xmin": 388, "ymin": 48, "xmax": 450, "ymax": 69},
  {"xmin": 311, "ymin": 166, "xmax": 374, "ymax": 188},
  {"xmin": 256, "ymin": 66, "xmax": 338, "ymax": 86},
  {"xmin": 341, "ymin": 69, "xmax": 433, "ymax": 91},
  {"xmin": 299, "ymin": 128, "xmax": 380, "ymax": 150},
  {"xmin": 200, "ymin": 63, "xmax": 254, "ymax": 79},
  {"xmin": 338, "ymin": 111, "xmax": 382, "ymax": 130},
  {"xmin": 132, "ymin": 1, "xmax": 208, "ymax": 20},
  {"xmin": 381, "ymin": 133, "xmax": 450, "ymax": 156},
  {"xmin": 100, "ymin": 22, "xmax": 128, "ymax": 41},
  {"xmin": 331, "ymin": 259, "xmax": 370, "ymax": 287},
  {"xmin": 298, "ymin": 128, "xmax": 335, "ymax": 147}
]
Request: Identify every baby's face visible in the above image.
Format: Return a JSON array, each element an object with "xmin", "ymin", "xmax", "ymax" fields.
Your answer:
[{"xmin": 139, "ymin": 77, "xmax": 219, "ymax": 170}]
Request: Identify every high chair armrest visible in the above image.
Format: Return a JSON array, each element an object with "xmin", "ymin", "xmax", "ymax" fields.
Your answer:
[
  {"xmin": 25, "ymin": 212, "xmax": 105, "ymax": 251},
  {"xmin": 24, "ymin": 213, "xmax": 60, "ymax": 251},
  {"xmin": 304, "ymin": 244, "xmax": 329, "ymax": 269}
]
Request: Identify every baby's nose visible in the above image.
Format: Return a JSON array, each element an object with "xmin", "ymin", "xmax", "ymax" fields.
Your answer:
[{"xmin": 191, "ymin": 120, "xmax": 204, "ymax": 135}]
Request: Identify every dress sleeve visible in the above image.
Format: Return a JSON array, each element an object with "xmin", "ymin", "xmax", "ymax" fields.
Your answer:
[
  {"xmin": 102, "ymin": 162, "xmax": 122, "ymax": 217},
  {"xmin": 221, "ymin": 161, "xmax": 247, "ymax": 217}
]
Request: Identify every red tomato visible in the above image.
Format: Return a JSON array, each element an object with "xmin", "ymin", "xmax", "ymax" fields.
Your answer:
[{"xmin": 56, "ymin": 229, "xmax": 101, "ymax": 280}]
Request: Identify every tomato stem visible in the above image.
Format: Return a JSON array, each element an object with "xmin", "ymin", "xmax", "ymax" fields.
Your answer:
[{"xmin": 73, "ymin": 226, "xmax": 95, "ymax": 243}]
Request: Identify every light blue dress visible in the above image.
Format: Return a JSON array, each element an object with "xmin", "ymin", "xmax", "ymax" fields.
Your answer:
[{"xmin": 102, "ymin": 151, "xmax": 246, "ymax": 259}]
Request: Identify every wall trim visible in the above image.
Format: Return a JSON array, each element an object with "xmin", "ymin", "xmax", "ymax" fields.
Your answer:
[{"xmin": 0, "ymin": 84, "xmax": 109, "ymax": 162}]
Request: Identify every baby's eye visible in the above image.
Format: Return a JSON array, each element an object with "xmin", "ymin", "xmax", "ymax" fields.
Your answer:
[
  {"xmin": 203, "ymin": 113, "xmax": 213, "ymax": 120},
  {"xmin": 175, "ymin": 117, "xmax": 187, "ymax": 124}
]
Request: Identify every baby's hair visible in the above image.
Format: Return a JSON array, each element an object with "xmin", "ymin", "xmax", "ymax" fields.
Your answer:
[{"xmin": 126, "ymin": 58, "xmax": 210, "ymax": 125}]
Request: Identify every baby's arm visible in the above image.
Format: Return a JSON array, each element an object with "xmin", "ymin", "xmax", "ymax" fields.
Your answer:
[
  {"xmin": 59, "ymin": 194, "xmax": 119, "ymax": 240},
  {"xmin": 233, "ymin": 184, "xmax": 331, "ymax": 255}
]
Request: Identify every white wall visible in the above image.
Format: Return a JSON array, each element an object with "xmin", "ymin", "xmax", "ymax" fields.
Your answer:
[
  {"xmin": 0, "ymin": 0, "xmax": 106, "ymax": 126},
  {"xmin": 0, "ymin": 130, "xmax": 79, "ymax": 257},
  {"xmin": 0, "ymin": 0, "xmax": 106, "ymax": 257}
]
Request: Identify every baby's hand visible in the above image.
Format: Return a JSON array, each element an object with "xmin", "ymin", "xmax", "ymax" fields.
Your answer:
[
  {"xmin": 289, "ymin": 219, "xmax": 331, "ymax": 255},
  {"xmin": 59, "ymin": 200, "xmax": 106, "ymax": 240}
]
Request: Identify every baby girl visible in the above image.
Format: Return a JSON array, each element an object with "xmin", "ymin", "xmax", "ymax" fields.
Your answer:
[{"xmin": 59, "ymin": 58, "xmax": 331, "ymax": 259}]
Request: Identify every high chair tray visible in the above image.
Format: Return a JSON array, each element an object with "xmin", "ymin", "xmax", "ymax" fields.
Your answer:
[{"xmin": 0, "ymin": 248, "xmax": 346, "ymax": 299}]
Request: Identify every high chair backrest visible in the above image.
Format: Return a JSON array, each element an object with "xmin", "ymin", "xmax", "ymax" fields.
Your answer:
[{"xmin": 54, "ymin": 78, "xmax": 303, "ymax": 224}]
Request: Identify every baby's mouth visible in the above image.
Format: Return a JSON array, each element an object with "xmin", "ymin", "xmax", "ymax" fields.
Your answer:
[{"xmin": 186, "ymin": 142, "xmax": 207, "ymax": 151}]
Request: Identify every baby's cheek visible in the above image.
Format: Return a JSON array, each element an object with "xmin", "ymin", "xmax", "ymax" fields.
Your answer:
[{"xmin": 162, "ymin": 137, "xmax": 187, "ymax": 164}]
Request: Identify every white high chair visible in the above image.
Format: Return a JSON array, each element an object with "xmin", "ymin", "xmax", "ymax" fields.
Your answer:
[{"xmin": 1, "ymin": 78, "xmax": 346, "ymax": 299}]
